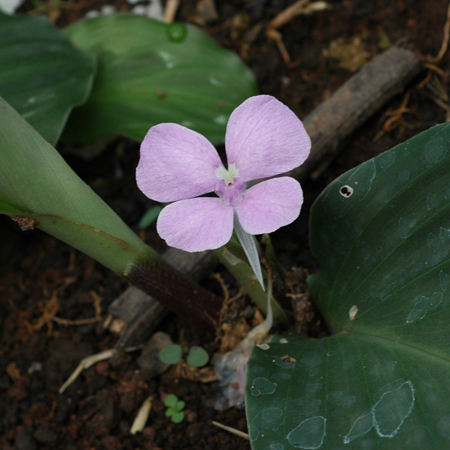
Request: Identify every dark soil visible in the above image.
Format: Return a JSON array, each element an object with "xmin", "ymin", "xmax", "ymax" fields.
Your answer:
[{"xmin": 1, "ymin": 0, "xmax": 449, "ymax": 449}]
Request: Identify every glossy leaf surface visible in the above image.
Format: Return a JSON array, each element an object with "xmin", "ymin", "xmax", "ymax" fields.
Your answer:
[
  {"xmin": 0, "ymin": 96, "xmax": 151, "ymax": 275},
  {"xmin": 63, "ymin": 15, "xmax": 258, "ymax": 144},
  {"xmin": 0, "ymin": 11, "xmax": 95, "ymax": 144},
  {"xmin": 246, "ymin": 123, "xmax": 450, "ymax": 449}
]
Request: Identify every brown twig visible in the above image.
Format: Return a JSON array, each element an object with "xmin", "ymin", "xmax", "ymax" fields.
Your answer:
[
  {"xmin": 424, "ymin": 63, "xmax": 445, "ymax": 75},
  {"xmin": 425, "ymin": 1, "xmax": 450, "ymax": 63},
  {"xmin": 430, "ymin": 96, "xmax": 450, "ymax": 122},
  {"xmin": 267, "ymin": 0, "xmax": 310, "ymax": 29},
  {"xmin": 51, "ymin": 316, "xmax": 100, "ymax": 326},
  {"xmin": 266, "ymin": 0, "xmax": 328, "ymax": 64},
  {"xmin": 89, "ymin": 290, "xmax": 103, "ymax": 318},
  {"xmin": 266, "ymin": 28, "xmax": 291, "ymax": 63},
  {"xmin": 373, "ymin": 90, "xmax": 412, "ymax": 141},
  {"xmin": 33, "ymin": 291, "xmax": 59, "ymax": 331},
  {"xmin": 210, "ymin": 273, "xmax": 230, "ymax": 304},
  {"xmin": 416, "ymin": 70, "xmax": 433, "ymax": 90}
]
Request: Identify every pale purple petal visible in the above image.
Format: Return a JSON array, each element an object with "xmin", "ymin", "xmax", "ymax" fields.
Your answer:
[
  {"xmin": 225, "ymin": 95, "xmax": 311, "ymax": 181},
  {"xmin": 157, "ymin": 198, "xmax": 234, "ymax": 251},
  {"xmin": 235, "ymin": 177, "xmax": 303, "ymax": 234},
  {"xmin": 136, "ymin": 123, "xmax": 223, "ymax": 202}
]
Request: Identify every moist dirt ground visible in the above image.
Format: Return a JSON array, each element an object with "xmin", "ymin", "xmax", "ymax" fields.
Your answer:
[{"xmin": 1, "ymin": 0, "xmax": 450, "ymax": 449}]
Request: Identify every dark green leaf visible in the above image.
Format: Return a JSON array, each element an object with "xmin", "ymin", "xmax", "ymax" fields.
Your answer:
[
  {"xmin": 0, "ymin": 11, "xmax": 95, "ymax": 144},
  {"xmin": 246, "ymin": 123, "xmax": 450, "ymax": 449},
  {"xmin": 63, "ymin": 15, "xmax": 258, "ymax": 145}
]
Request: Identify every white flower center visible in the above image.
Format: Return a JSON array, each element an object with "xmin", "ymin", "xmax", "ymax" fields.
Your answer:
[
  {"xmin": 214, "ymin": 163, "xmax": 246, "ymax": 206},
  {"xmin": 215, "ymin": 163, "xmax": 239, "ymax": 186}
]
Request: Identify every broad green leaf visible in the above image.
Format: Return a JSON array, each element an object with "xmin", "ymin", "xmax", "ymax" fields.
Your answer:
[
  {"xmin": 0, "ymin": 11, "xmax": 95, "ymax": 144},
  {"xmin": 63, "ymin": 15, "xmax": 258, "ymax": 145},
  {"xmin": 246, "ymin": 123, "xmax": 450, "ymax": 449},
  {"xmin": 0, "ymin": 96, "xmax": 153, "ymax": 275}
]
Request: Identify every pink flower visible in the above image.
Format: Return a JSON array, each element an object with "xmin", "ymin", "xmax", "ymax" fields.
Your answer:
[{"xmin": 136, "ymin": 95, "xmax": 311, "ymax": 252}]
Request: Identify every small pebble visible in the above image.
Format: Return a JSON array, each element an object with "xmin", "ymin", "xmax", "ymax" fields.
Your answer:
[
  {"xmin": 186, "ymin": 411, "xmax": 198, "ymax": 423},
  {"xmin": 33, "ymin": 427, "xmax": 59, "ymax": 445},
  {"xmin": 14, "ymin": 427, "xmax": 37, "ymax": 450}
]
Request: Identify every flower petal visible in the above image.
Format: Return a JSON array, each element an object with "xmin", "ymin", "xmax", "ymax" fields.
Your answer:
[
  {"xmin": 137, "ymin": 123, "xmax": 223, "ymax": 202},
  {"xmin": 236, "ymin": 177, "xmax": 303, "ymax": 234},
  {"xmin": 225, "ymin": 95, "xmax": 311, "ymax": 181},
  {"xmin": 157, "ymin": 198, "xmax": 234, "ymax": 251}
]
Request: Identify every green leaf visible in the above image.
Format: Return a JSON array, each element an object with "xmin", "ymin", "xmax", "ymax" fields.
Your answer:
[
  {"xmin": 63, "ymin": 15, "xmax": 258, "ymax": 145},
  {"xmin": 0, "ymin": 96, "xmax": 153, "ymax": 275},
  {"xmin": 159, "ymin": 344, "xmax": 182, "ymax": 365},
  {"xmin": 164, "ymin": 394, "xmax": 179, "ymax": 408},
  {"xmin": 0, "ymin": 11, "xmax": 95, "ymax": 145},
  {"xmin": 186, "ymin": 346, "xmax": 209, "ymax": 367},
  {"xmin": 139, "ymin": 205, "xmax": 164, "ymax": 229},
  {"xmin": 171, "ymin": 411, "xmax": 185, "ymax": 423},
  {"xmin": 234, "ymin": 214, "xmax": 265, "ymax": 290},
  {"xmin": 246, "ymin": 123, "xmax": 450, "ymax": 449},
  {"xmin": 175, "ymin": 400, "xmax": 185, "ymax": 411}
]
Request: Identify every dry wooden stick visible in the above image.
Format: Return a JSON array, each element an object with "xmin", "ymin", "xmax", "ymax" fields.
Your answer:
[
  {"xmin": 290, "ymin": 45, "xmax": 423, "ymax": 181},
  {"xmin": 212, "ymin": 421, "xmax": 250, "ymax": 440},
  {"xmin": 268, "ymin": 0, "xmax": 309, "ymax": 29},
  {"xmin": 164, "ymin": 0, "xmax": 180, "ymax": 23}
]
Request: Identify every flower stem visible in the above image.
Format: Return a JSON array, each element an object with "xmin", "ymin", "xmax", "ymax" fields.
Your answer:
[{"xmin": 213, "ymin": 242, "xmax": 288, "ymax": 326}]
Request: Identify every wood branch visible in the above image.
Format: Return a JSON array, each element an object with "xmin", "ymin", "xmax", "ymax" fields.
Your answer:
[
  {"xmin": 111, "ymin": 249, "xmax": 218, "ymax": 350},
  {"xmin": 291, "ymin": 46, "xmax": 423, "ymax": 181}
]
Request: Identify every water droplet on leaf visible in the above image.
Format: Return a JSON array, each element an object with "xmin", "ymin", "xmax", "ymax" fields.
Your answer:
[{"xmin": 167, "ymin": 23, "xmax": 187, "ymax": 42}]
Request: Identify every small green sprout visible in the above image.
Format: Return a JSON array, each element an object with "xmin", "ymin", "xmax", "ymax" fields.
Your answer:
[
  {"xmin": 159, "ymin": 344, "xmax": 183, "ymax": 365},
  {"xmin": 164, "ymin": 394, "xmax": 185, "ymax": 423},
  {"xmin": 186, "ymin": 346, "xmax": 209, "ymax": 367},
  {"xmin": 159, "ymin": 344, "xmax": 209, "ymax": 368}
]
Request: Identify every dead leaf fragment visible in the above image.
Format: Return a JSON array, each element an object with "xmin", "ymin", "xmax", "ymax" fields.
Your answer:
[
  {"xmin": 197, "ymin": 0, "xmax": 218, "ymax": 22},
  {"xmin": 323, "ymin": 36, "xmax": 370, "ymax": 72},
  {"xmin": 11, "ymin": 216, "xmax": 40, "ymax": 231},
  {"xmin": 280, "ymin": 355, "xmax": 297, "ymax": 363}
]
